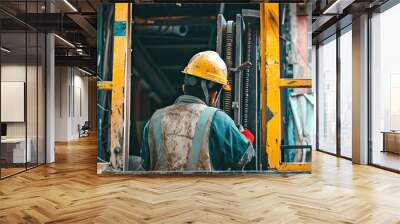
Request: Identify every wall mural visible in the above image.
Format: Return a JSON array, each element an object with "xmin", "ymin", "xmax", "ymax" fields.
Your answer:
[{"xmin": 97, "ymin": 2, "xmax": 313, "ymax": 174}]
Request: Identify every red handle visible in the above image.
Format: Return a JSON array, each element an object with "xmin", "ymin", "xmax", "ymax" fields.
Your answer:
[{"xmin": 241, "ymin": 129, "xmax": 254, "ymax": 144}]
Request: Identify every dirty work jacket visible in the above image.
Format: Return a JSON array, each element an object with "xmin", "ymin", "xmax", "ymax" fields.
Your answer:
[{"xmin": 140, "ymin": 95, "xmax": 255, "ymax": 171}]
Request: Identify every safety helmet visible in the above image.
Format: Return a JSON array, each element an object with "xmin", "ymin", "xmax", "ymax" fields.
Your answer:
[{"xmin": 182, "ymin": 51, "xmax": 231, "ymax": 91}]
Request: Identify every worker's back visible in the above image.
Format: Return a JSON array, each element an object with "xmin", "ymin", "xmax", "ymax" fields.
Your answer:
[
  {"xmin": 145, "ymin": 95, "xmax": 215, "ymax": 171},
  {"xmin": 140, "ymin": 95, "xmax": 255, "ymax": 172}
]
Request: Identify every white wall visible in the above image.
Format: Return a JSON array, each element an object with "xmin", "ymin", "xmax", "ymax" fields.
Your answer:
[
  {"xmin": 55, "ymin": 67, "xmax": 69, "ymax": 141},
  {"xmin": 72, "ymin": 72, "xmax": 89, "ymax": 138},
  {"xmin": 54, "ymin": 66, "xmax": 89, "ymax": 141}
]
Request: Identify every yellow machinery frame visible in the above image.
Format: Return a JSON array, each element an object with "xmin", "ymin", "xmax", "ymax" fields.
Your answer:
[
  {"xmin": 98, "ymin": 3, "xmax": 132, "ymax": 171},
  {"xmin": 99, "ymin": 3, "xmax": 312, "ymax": 172},
  {"xmin": 260, "ymin": 3, "xmax": 312, "ymax": 171}
]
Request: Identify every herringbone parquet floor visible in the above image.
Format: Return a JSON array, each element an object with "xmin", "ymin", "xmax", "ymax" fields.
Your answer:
[{"xmin": 1, "ymin": 135, "xmax": 400, "ymax": 224}]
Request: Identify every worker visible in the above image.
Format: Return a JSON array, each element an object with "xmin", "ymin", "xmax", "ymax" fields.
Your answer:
[{"xmin": 140, "ymin": 51, "xmax": 255, "ymax": 171}]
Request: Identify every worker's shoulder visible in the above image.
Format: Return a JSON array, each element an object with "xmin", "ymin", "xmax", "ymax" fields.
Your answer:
[
  {"xmin": 145, "ymin": 107, "xmax": 168, "ymax": 129},
  {"xmin": 147, "ymin": 103, "xmax": 187, "ymax": 123},
  {"xmin": 149, "ymin": 105, "xmax": 171, "ymax": 119},
  {"xmin": 212, "ymin": 110, "xmax": 236, "ymax": 127}
]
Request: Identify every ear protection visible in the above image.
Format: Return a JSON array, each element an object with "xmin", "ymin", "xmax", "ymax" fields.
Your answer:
[
  {"xmin": 184, "ymin": 75, "xmax": 216, "ymax": 89},
  {"xmin": 184, "ymin": 75, "xmax": 197, "ymax": 86},
  {"xmin": 184, "ymin": 74, "xmax": 222, "ymax": 106}
]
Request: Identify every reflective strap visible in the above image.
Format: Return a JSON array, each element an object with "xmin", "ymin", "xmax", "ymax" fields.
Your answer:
[
  {"xmin": 152, "ymin": 113, "xmax": 165, "ymax": 170},
  {"xmin": 187, "ymin": 107, "xmax": 218, "ymax": 170},
  {"xmin": 201, "ymin": 80, "xmax": 210, "ymax": 105},
  {"xmin": 237, "ymin": 144, "xmax": 255, "ymax": 170}
]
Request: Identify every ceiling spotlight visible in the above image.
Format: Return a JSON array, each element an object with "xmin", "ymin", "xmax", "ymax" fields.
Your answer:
[
  {"xmin": 1, "ymin": 47, "xmax": 11, "ymax": 53},
  {"xmin": 322, "ymin": 0, "xmax": 354, "ymax": 15},
  {"xmin": 63, "ymin": 0, "xmax": 78, "ymax": 12},
  {"xmin": 54, "ymin": 34, "xmax": 75, "ymax": 48},
  {"xmin": 78, "ymin": 67, "xmax": 92, "ymax": 76}
]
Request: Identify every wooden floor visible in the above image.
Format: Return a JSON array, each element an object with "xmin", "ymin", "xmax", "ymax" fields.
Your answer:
[
  {"xmin": 0, "ymin": 167, "xmax": 26, "ymax": 178},
  {"xmin": 1, "ymin": 163, "xmax": 44, "ymax": 178},
  {"xmin": 1, "ymin": 136, "xmax": 400, "ymax": 223}
]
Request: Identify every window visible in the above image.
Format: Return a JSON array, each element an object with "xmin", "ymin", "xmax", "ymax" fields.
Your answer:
[
  {"xmin": 339, "ymin": 29, "xmax": 352, "ymax": 158},
  {"xmin": 371, "ymin": 4, "xmax": 400, "ymax": 171},
  {"xmin": 0, "ymin": 0, "xmax": 47, "ymax": 179},
  {"xmin": 317, "ymin": 37, "xmax": 337, "ymax": 154}
]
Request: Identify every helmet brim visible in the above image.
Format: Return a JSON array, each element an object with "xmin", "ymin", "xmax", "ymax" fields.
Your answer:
[{"xmin": 222, "ymin": 84, "xmax": 231, "ymax": 91}]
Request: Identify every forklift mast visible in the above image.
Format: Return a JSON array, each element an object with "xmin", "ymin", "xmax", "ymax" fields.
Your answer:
[{"xmin": 216, "ymin": 9, "xmax": 266, "ymax": 170}]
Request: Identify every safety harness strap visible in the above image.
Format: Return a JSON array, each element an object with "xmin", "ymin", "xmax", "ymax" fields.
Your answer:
[{"xmin": 187, "ymin": 107, "xmax": 218, "ymax": 170}]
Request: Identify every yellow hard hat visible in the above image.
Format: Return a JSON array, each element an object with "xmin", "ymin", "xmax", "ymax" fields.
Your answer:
[{"xmin": 182, "ymin": 51, "xmax": 231, "ymax": 91}]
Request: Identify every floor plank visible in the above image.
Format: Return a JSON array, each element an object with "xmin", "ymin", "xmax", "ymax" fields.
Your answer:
[{"xmin": 0, "ymin": 135, "xmax": 399, "ymax": 223}]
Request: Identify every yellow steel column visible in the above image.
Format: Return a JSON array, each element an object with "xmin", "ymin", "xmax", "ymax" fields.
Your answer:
[
  {"xmin": 109, "ymin": 3, "xmax": 130, "ymax": 170},
  {"xmin": 261, "ymin": 3, "xmax": 312, "ymax": 171},
  {"xmin": 264, "ymin": 3, "xmax": 281, "ymax": 169}
]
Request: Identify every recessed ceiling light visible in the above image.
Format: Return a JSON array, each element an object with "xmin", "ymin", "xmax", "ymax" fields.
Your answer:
[{"xmin": 1, "ymin": 47, "xmax": 11, "ymax": 53}]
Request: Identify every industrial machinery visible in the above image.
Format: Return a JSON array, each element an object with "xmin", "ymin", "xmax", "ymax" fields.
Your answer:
[
  {"xmin": 216, "ymin": 10, "xmax": 266, "ymax": 170},
  {"xmin": 97, "ymin": 3, "xmax": 313, "ymax": 173}
]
